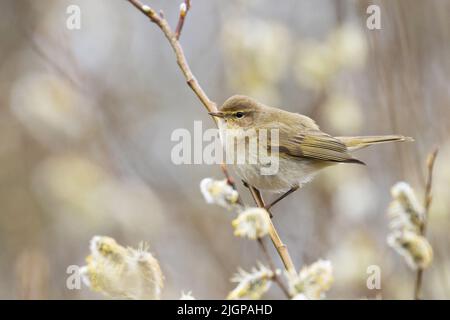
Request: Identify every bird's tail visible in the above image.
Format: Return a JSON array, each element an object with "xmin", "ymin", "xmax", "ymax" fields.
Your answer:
[{"xmin": 336, "ymin": 135, "xmax": 414, "ymax": 151}]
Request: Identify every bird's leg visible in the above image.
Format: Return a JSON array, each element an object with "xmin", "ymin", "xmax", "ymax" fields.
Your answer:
[
  {"xmin": 265, "ymin": 185, "xmax": 300, "ymax": 210},
  {"xmin": 242, "ymin": 180, "xmax": 274, "ymax": 218}
]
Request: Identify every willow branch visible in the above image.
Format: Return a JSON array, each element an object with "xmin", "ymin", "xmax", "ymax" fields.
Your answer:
[
  {"xmin": 175, "ymin": 0, "xmax": 191, "ymax": 40},
  {"xmin": 126, "ymin": 0, "xmax": 296, "ymax": 280},
  {"xmin": 257, "ymin": 238, "xmax": 291, "ymax": 298},
  {"xmin": 127, "ymin": 0, "xmax": 217, "ymax": 115},
  {"xmin": 248, "ymin": 186, "xmax": 296, "ymax": 274},
  {"xmin": 414, "ymin": 148, "xmax": 438, "ymax": 300},
  {"xmin": 231, "ymin": 178, "xmax": 289, "ymax": 296}
]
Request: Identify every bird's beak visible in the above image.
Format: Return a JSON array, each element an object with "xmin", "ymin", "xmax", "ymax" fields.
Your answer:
[{"xmin": 208, "ymin": 111, "xmax": 226, "ymax": 118}]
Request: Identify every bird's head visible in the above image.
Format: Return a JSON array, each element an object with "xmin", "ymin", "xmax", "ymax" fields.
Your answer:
[{"xmin": 209, "ymin": 95, "xmax": 266, "ymax": 129}]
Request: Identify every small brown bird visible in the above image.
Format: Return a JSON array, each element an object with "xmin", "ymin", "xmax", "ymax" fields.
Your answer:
[{"xmin": 209, "ymin": 95, "xmax": 413, "ymax": 209}]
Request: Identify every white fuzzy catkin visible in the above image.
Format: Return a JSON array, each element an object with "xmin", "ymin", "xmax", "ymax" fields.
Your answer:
[
  {"xmin": 286, "ymin": 259, "xmax": 334, "ymax": 299},
  {"xmin": 81, "ymin": 236, "xmax": 164, "ymax": 300},
  {"xmin": 200, "ymin": 178, "xmax": 239, "ymax": 209},
  {"xmin": 232, "ymin": 207, "xmax": 271, "ymax": 240},
  {"xmin": 227, "ymin": 264, "xmax": 275, "ymax": 300},
  {"xmin": 386, "ymin": 182, "xmax": 433, "ymax": 270},
  {"xmin": 387, "ymin": 230, "xmax": 433, "ymax": 270},
  {"xmin": 388, "ymin": 182, "xmax": 425, "ymax": 232}
]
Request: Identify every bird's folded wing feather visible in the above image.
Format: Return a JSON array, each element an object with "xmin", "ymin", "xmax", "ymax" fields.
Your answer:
[{"xmin": 271, "ymin": 127, "xmax": 363, "ymax": 164}]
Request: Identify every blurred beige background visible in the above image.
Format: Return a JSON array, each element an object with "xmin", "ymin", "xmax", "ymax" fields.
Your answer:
[{"xmin": 0, "ymin": 0, "xmax": 449, "ymax": 299}]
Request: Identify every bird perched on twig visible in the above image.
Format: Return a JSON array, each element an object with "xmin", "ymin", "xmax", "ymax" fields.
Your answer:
[{"xmin": 209, "ymin": 95, "xmax": 413, "ymax": 209}]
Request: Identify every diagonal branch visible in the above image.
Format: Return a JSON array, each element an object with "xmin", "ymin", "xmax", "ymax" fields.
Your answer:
[
  {"xmin": 414, "ymin": 148, "xmax": 438, "ymax": 300},
  {"xmin": 248, "ymin": 186, "xmax": 296, "ymax": 274},
  {"xmin": 126, "ymin": 0, "xmax": 296, "ymax": 276},
  {"xmin": 127, "ymin": 0, "xmax": 217, "ymax": 115},
  {"xmin": 257, "ymin": 238, "xmax": 291, "ymax": 298}
]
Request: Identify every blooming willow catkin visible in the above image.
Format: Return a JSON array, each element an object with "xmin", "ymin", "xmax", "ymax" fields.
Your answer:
[
  {"xmin": 386, "ymin": 182, "xmax": 433, "ymax": 270},
  {"xmin": 227, "ymin": 264, "xmax": 276, "ymax": 300},
  {"xmin": 387, "ymin": 230, "xmax": 433, "ymax": 270},
  {"xmin": 232, "ymin": 207, "xmax": 271, "ymax": 240},
  {"xmin": 80, "ymin": 236, "xmax": 164, "ymax": 300},
  {"xmin": 200, "ymin": 178, "xmax": 240, "ymax": 210},
  {"xmin": 388, "ymin": 182, "xmax": 425, "ymax": 232},
  {"xmin": 286, "ymin": 259, "xmax": 334, "ymax": 300}
]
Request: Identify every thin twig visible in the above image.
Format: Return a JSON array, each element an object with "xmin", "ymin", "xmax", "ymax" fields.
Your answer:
[
  {"xmin": 128, "ymin": 0, "xmax": 238, "ymax": 213},
  {"xmin": 126, "ymin": 0, "xmax": 296, "ymax": 279},
  {"xmin": 248, "ymin": 186, "xmax": 296, "ymax": 274},
  {"xmin": 257, "ymin": 238, "xmax": 291, "ymax": 298},
  {"xmin": 231, "ymin": 175, "xmax": 289, "ymax": 295},
  {"xmin": 175, "ymin": 0, "xmax": 191, "ymax": 40},
  {"xmin": 127, "ymin": 0, "xmax": 217, "ymax": 115},
  {"xmin": 414, "ymin": 148, "xmax": 438, "ymax": 300},
  {"xmin": 220, "ymin": 163, "xmax": 236, "ymax": 189}
]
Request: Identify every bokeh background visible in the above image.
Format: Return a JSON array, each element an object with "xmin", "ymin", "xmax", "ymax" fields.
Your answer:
[{"xmin": 0, "ymin": 0, "xmax": 449, "ymax": 299}]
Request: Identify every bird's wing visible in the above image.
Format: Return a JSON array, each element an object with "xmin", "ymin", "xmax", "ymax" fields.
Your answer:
[{"xmin": 272, "ymin": 127, "xmax": 364, "ymax": 164}]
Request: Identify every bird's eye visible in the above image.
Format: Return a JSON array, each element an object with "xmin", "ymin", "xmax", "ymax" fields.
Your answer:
[{"xmin": 235, "ymin": 112, "xmax": 245, "ymax": 119}]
